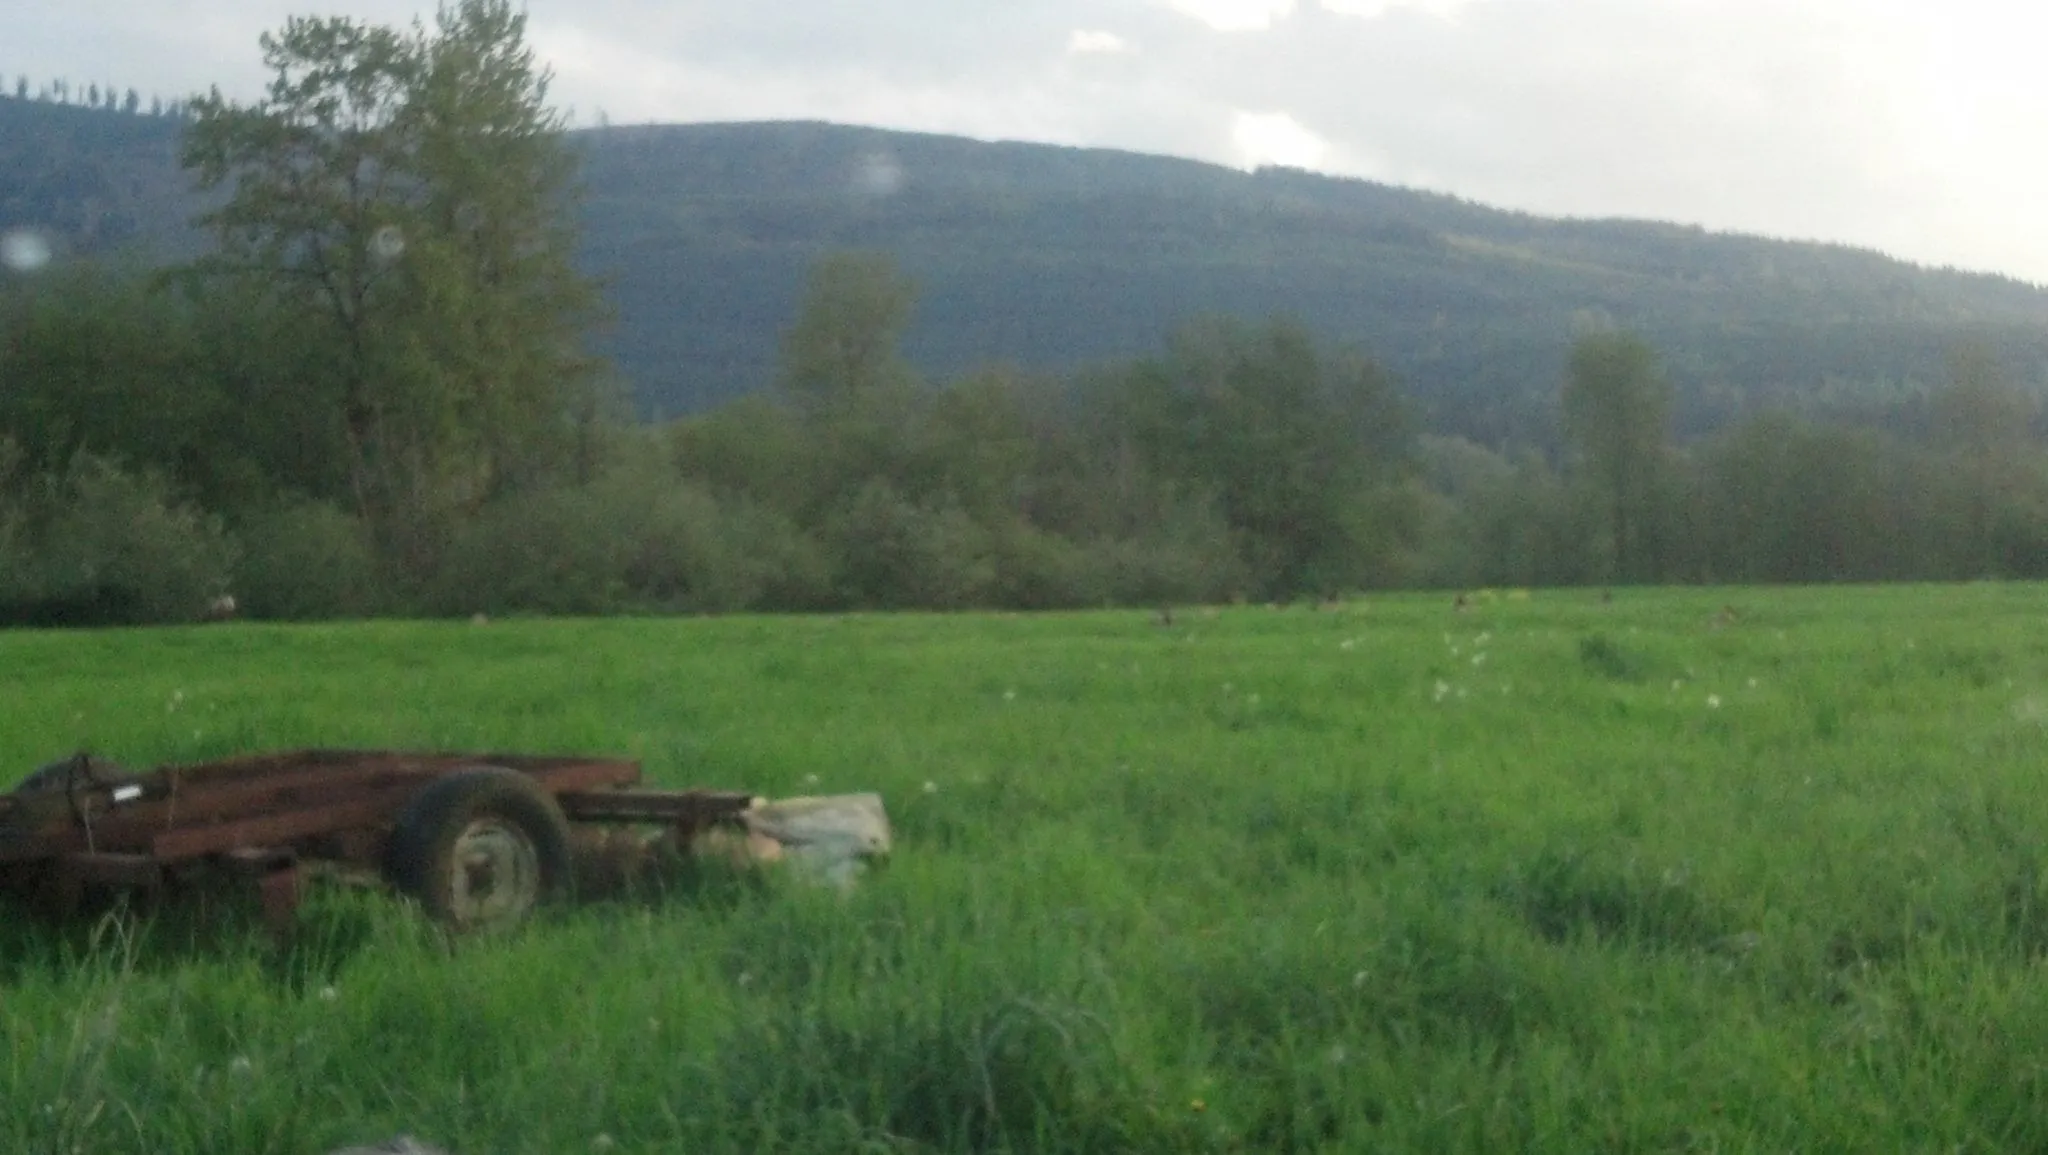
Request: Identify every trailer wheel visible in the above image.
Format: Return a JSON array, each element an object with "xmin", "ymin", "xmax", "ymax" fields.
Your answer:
[{"xmin": 383, "ymin": 767, "xmax": 574, "ymax": 934}]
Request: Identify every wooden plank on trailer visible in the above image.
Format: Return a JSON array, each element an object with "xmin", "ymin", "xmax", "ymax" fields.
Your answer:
[
  {"xmin": 556, "ymin": 789, "xmax": 757, "ymax": 824},
  {"xmin": 150, "ymin": 796, "xmax": 399, "ymax": 861},
  {"xmin": 145, "ymin": 758, "xmax": 640, "ymax": 861},
  {"xmin": 59, "ymin": 852, "xmax": 164, "ymax": 887}
]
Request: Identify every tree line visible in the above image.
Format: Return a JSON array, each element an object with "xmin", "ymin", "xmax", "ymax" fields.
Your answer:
[
  {"xmin": 2, "ymin": 2, "xmax": 2045, "ymax": 626},
  {"xmin": 3, "ymin": 75, "xmax": 194, "ymax": 120}
]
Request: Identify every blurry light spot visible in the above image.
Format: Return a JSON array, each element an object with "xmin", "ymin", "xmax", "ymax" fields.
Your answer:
[
  {"xmin": 370, "ymin": 225, "xmax": 406, "ymax": 261},
  {"xmin": 1, "ymin": 229, "xmax": 53, "ymax": 273},
  {"xmin": 853, "ymin": 152, "xmax": 905, "ymax": 197}
]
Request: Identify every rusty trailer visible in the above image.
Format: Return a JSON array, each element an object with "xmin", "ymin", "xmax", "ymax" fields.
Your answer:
[{"xmin": 0, "ymin": 749, "xmax": 757, "ymax": 937}]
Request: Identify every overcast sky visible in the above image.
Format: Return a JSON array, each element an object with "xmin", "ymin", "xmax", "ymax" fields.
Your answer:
[{"xmin": 11, "ymin": 0, "xmax": 2046, "ymax": 284}]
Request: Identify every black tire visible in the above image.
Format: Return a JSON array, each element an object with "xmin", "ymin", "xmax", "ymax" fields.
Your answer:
[{"xmin": 382, "ymin": 767, "xmax": 574, "ymax": 934}]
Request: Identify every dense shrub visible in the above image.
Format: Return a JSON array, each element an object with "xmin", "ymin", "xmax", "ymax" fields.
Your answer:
[
  {"xmin": 1085, "ymin": 501, "xmax": 1246, "ymax": 607},
  {"xmin": 426, "ymin": 444, "xmax": 837, "ymax": 617},
  {"xmin": 229, "ymin": 500, "xmax": 382, "ymax": 620},
  {"xmin": 821, "ymin": 481, "xmax": 996, "ymax": 610},
  {"xmin": 429, "ymin": 483, "xmax": 635, "ymax": 617},
  {"xmin": 0, "ymin": 452, "xmax": 236, "ymax": 626},
  {"xmin": 985, "ymin": 519, "xmax": 1107, "ymax": 609}
]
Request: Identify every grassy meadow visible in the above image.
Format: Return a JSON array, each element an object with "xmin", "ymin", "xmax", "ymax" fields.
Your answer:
[{"xmin": 5, "ymin": 585, "xmax": 2048, "ymax": 1152}]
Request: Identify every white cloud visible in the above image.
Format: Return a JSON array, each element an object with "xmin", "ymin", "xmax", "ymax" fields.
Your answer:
[
  {"xmin": 1231, "ymin": 110, "xmax": 1331, "ymax": 169},
  {"xmin": 1067, "ymin": 29, "xmax": 1132, "ymax": 54},
  {"xmin": 1320, "ymin": 0, "xmax": 1473, "ymax": 18},
  {"xmin": 1159, "ymin": 0, "xmax": 1296, "ymax": 33}
]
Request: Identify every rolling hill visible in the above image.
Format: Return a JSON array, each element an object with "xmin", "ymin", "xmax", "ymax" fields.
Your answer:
[{"xmin": 7, "ymin": 94, "xmax": 2048, "ymax": 444}]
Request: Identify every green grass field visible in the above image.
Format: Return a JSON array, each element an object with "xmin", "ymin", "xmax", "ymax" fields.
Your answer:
[{"xmin": 6, "ymin": 585, "xmax": 2048, "ymax": 1153}]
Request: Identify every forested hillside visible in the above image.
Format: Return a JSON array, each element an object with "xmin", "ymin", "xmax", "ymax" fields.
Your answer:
[
  {"xmin": 577, "ymin": 121, "xmax": 2048, "ymax": 442},
  {"xmin": 5, "ymin": 94, "xmax": 2047, "ymax": 444}
]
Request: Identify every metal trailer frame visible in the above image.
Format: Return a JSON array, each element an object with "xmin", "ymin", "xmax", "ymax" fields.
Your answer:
[{"xmin": 0, "ymin": 749, "xmax": 756, "ymax": 938}]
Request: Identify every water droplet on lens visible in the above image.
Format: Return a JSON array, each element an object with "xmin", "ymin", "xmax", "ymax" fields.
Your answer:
[
  {"xmin": 1, "ymin": 229, "xmax": 53, "ymax": 272},
  {"xmin": 852, "ymin": 151, "xmax": 904, "ymax": 197},
  {"xmin": 371, "ymin": 225, "xmax": 406, "ymax": 260}
]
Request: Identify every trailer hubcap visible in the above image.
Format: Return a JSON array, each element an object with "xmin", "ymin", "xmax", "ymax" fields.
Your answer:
[{"xmin": 448, "ymin": 818, "xmax": 540, "ymax": 930}]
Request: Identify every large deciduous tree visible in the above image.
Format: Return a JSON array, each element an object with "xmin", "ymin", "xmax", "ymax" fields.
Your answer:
[
  {"xmin": 180, "ymin": 0, "xmax": 603, "ymax": 561},
  {"xmin": 1099, "ymin": 317, "xmax": 1416, "ymax": 598},
  {"xmin": 1562, "ymin": 331, "xmax": 1672, "ymax": 582}
]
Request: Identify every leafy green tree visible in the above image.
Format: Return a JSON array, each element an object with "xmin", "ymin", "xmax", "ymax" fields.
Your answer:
[
  {"xmin": 1561, "ymin": 331, "xmax": 1673, "ymax": 582},
  {"xmin": 778, "ymin": 250, "xmax": 918, "ymax": 403},
  {"xmin": 1926, "ymin": 344, "xmax": 2045, "ymax": 576},
  {"xmin": 771, "ymin": 250, "xmax": 925, "ymax": 507},
  {"xmin": 1690, "ymin": 413, "xmax": 1914, "ymax": 583},
  {"xmin": 1108, "ymin": 317, "xmax": 1414, "ymax": 598},
  {"xmin": 181, "ymin": 0, "xmax": 602, "ymax": 564}
]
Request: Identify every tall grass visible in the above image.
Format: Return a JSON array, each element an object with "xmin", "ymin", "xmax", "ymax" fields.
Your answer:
[{"xmin": 5, "ymin": 585, "xmax": 2048, "ymax": 1151}]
